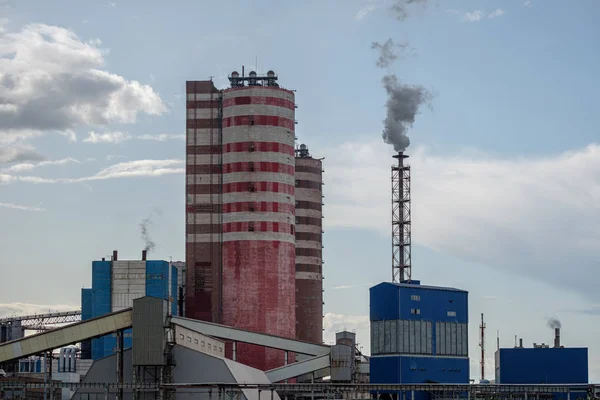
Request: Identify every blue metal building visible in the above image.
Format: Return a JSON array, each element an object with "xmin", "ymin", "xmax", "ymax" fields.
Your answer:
[
  {"xmin": 81, "ymin": 255, "xmax": 183, "ymax": 360},
  {"xmin": 370, "ymin": 281, "xmax": 469, "ymax": 399},
  {"xmin": 495, "ymin": 346, "xmax": 588, "ymax": 400}
]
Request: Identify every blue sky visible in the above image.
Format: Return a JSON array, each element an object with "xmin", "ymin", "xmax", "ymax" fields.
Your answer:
[{"xmin": 1, "ymin": 0, "xmax": 599, "ymax": 381}]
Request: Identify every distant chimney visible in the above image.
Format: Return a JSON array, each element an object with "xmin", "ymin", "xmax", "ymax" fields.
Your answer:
[
  {"xmin": 142, "ymin": 250, "xmax": 147, "ymax": 261},
  {"xmin": 102, "ymin": 257, "xmax": 105, "ymax": 261},
  {"xmin": 113, "ymin": 250, "xmax": 118, "ymax": 261},
  {"xmin": 554, "ymin": 328, "xmax": 560, "ymax": 348},
  {"xmin": 519, "ymin": 338, "xmax": 523, "ymax": 348}
]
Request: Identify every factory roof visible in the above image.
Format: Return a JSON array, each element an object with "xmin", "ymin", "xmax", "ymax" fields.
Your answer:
[{"xmin": 372, "ymin": 281, "xmax": 468, "ymax": 293}]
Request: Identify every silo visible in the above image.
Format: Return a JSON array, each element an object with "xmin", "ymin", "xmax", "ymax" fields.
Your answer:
[
  {"xmin": 220, "ymin": 76, "xmax": 297, "ymax": 370},
  {"xmin": 294, "ymin": 145, "xmax": 323, "ymax": 344}
]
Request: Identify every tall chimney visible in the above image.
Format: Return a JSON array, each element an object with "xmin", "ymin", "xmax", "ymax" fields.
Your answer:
[
  {"xmin": 554, "ymin": 328, "xmax": 560, "ymax": 348},
  {"xmin": 113, "ymin": 250, "xmax": 118, "ymax": 261},
  {"xmin": 142, "ymin": 250, "xmax": 147, "ymax": 261},
  {"xmin": 519, "ymin": 338, "xmax": 523, "ymax": 348}
]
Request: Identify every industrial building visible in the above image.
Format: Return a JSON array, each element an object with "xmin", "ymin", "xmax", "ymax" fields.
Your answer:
[
  {"xmin": 370, "ymin": 281, "xmax": 469, "ymax": 387},
  {"xmin": 185, "ymin": 70, "xmax": 324, "ymax": 370},
  {"xmin": 80, "ymin": 250, "xmax": 184, "ymax": 359},
  {"xmin": 495, "ymin": 329, "xmax": 588, "ymax": 400}
]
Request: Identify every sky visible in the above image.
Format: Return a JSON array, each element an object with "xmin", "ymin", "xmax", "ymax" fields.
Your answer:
[{"xmin": 1, "ymin": 0, "xmax": 600, "ymax": 382}]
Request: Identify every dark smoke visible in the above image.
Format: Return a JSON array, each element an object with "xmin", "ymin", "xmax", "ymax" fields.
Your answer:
[
  {"xmin": 139, "ymin": 216, "xmax": 156, "ymax": 253},
  {"xmin": 382, "ymin": 74, "xmax": 432, "ymax": 152},
  {"xmin": 389, "ymin": 0, "xmax": 428, "ymax": 21},
  {"xmin": 371, "ymin": 39, "xmax": 410, "ymax": 69},
  {"xmin": 546, "ymin": 317, "xmax": 561, "ymax": 330}
]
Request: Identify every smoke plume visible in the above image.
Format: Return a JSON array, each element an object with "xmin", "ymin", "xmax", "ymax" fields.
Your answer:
[
  {"xmin": 546, "ymin": 317, "xmax": 561, "ymax": 330},
  {"xmin": 382, "ymin": 74, "xmax": 432, "ymax": 152},
  {"xmin": 389, "ymin": 0, "xmax": 428, "ymax": 21},
  {"xmin": 371, "ymin": 39, "xmax": 410, "ymax": 69},
  {"xmin": 139, "ymin": 215, "xmax": 156, "ymax": 253}
]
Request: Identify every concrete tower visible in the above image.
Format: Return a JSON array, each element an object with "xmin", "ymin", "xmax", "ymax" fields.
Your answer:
[
  {"xmin": 185, "ymin": 80, "xmax": 223, "ymax": 323},
  {"xmin": 185, "ymin": 71, "xmax": 297, "ymax": 370},
  {"xmin": 294, "ymin": 144, "xmax": 324, "ymax": 344}
]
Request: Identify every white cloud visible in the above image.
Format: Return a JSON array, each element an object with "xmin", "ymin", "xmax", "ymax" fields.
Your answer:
[
  {"xmin": 84, "ymin": 132, "xmax": 184, "ymax": 143},
  {"xmin": 463, "ymin": 10, "xmax": 484, "ymax": 22},
  {"xmin": 0, "ymin": 23, "xmax": 166, "ymax": 145},
  {"xmin": 84, "ymin": 131, "xmax": 130, "ymax": 144},
  {"xmin": 322, "ymin": 140, "xmax": 600, "ymax": 301},
  {"xmin": 459, "ymin": 9, "xmax": 505, "ymax": 22},
  {"xmin": 524, "ymin": 0, "xmax": 532, "ymax": 7},
  {"xmin": 488, "ymin": 9, "xmax": 505, "ymax": 19},
  {"xmin": 0, "ymin": 18, "xmax": 8, "ymax": 33},
  {"xmin": 330, "ymin": 285, "xmax": 356, "ymax": 290},
  {"xmin": 137, "ymin": 134, "xmax": 185, "ymax": 141},
  {"xmin": 355, "ymin": 4, "xmax": 377, "ymax": 21},
  {"xmin": 0, "ymin": 143, "xmax": 44, "ymax": 163},
  {"xmin": 0, "ymin": 159, "xmax": 184, "ymax": 184},
  {"xmin": 0, "ymin": 202, "xmax": 45, "ymax": 212},
  {"xmin": 1, "ymin": 157, "xmax": 79, "ymax": 173},
  {"xmin": 0, "ymin": 302, "xmax": 78, "ymax": 318}
]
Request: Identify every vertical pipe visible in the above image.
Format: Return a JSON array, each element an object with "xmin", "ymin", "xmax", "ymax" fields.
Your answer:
[
  {"xmin": 116, "ymin": 330, "xmax": 124, "ymax": 400},
  {"xmin": 232, "ymin": 341, "xmax": 237, "ymax": 362},
  {"xmin": 43, "ymin": 353, "xmax": 47, "ymax": 400},
  {"xmin": 113, "ymin": 250, "xmax": 118, "ymax": 261},
  {"xmin": 142, "ymin": 250, "xmax": 147, "ymax": 261},
  {"xmin": 48, "ymin": 351, "xmax": 53, "ymax": 400},
  {"xmin": 284, "ymin": 351, "xmax": 288, "ymax": 384}
]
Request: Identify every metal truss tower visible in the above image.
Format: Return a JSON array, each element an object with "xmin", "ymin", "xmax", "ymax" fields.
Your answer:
[{"xmin": 392, "ymin": 152, "xmax": 411, "ymax": 283}]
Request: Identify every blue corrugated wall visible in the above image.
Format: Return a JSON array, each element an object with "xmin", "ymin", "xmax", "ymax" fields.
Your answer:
[
  {"xmin": 83, "ymin": 259, "xmax": 179, "ymax": 359},
  {"xmin": 91, "ymin": 261, "xmax": 111, "ymax": 360},
  {"xmin": 370, "ymin": 281, "xmax": 470, "ymax": 389},
  {"xmin": 497, "ymin": 348, "xmax": 588, "ymax": 384},
  {"xmin": 146, "ymin": 260, "xmax": 169, "ymax": 299}
]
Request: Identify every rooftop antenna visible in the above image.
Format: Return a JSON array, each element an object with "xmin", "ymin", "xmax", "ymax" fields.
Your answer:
[
  {"xmin": 479, "ymin": 313, "xmax": 486, "ymax": 381},
  {"xmin": 392, "ymin": 152, "xmax": 411, "ymax": 283},
  {"xmin": 497, "ymin": 330, "xmax": 499, "ymax": 350}
]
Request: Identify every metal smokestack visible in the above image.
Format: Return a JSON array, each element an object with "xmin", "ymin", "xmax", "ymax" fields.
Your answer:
[
  {"xmin": 392, "ymin": 152, "xmax": 411, "ymax": 282},
  {"xmin": 113, "ymin": 250, "xmax": 118, "ymax": 261},
  {"xmin": 554, "ymin": 328, "xmax": 560, "ymax": 348},
  {"xmin": 142, "ymin": 250, "xmax": 147, "ymax": 261}
]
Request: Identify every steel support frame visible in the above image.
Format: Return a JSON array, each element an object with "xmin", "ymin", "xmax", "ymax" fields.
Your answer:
[{"xmin": 392, "ymin": 152, "xmax": 411, "ymax": 283}]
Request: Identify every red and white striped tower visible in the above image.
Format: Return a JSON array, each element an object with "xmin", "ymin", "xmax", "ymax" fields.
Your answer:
[
  {"xmin": 185, "ymin": 81, "xmax": 223, "ymax": 323},
  {"xmin": 294, "ymin": 144, "xmax": 324, "ymax": 344},
  {"xmin": 220, "ymin": 72, "xmax": 297, "ymax": 370}
]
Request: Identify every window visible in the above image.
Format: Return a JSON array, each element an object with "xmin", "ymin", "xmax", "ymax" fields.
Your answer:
[
  {"xmin": 179, "ymin": 334, "xmax": 184, "ymax": 340},
  {"xmin": 410, "ymin": 308, "xmax": 420, "ymax": 315},
  {"xmin": 411, "ymin": 295, "xmax": 420, "ymax": 301},
  {"xmin": 187, "ymin": 336, "xmax": 192, "ymax": 342},
  {"xmin": 194, "ymin": 339, "xmax": 199, "ymax": 344},
  {"xmin": 447, "ymin": 311, "xmax": 456, "ymax": 317},
  {"xmin": 248, "ymin": 222, "xmax": 255, "ymax": 232}
]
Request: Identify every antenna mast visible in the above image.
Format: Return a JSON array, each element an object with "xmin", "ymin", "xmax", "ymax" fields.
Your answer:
[
  {"xmin": 392, "ymin": 152, "xmax": 411, "ymax": 283},
  {"xmin": 479, "ymin": 313, "xmax": 486, "ymax": 381}
]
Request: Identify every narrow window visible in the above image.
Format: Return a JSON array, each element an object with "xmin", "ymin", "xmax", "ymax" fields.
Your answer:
[
  {"xmin": 411, "ymin": 295, "xmax": 420, "ymax": 301},
  {"xmin": 447, "ymin": 311, "xmax": 456, "ymax": 317}
]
